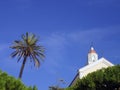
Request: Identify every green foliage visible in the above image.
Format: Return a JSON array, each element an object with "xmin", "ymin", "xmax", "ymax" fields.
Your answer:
[
  {"xmin": 0, "ymin": 70, "xmax": 37, "ymax": 90},
  {"xmin": 66, "ymin": 65, "xmax": 120, "ymax": 90}
]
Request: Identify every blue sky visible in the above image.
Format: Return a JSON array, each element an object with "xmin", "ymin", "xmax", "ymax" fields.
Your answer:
[{"xmin": 0, "ymin": 0, "xmax": 120, "ymax": 90}]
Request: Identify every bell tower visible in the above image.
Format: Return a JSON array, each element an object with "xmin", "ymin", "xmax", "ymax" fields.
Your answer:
[{"xmin": 87, "ymin": 47, "xmax": 98, "ymax": 65}]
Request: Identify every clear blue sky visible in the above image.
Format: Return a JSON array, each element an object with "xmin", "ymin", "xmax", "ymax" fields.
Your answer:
[{"xmin": 0, "ymin": 0, "xmax": 120, "ymax": 90}]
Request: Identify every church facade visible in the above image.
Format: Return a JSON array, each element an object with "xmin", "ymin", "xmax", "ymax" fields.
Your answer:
[{"xmin": 69, "ymin": 47, "xmax": 114, "ymax": 86}]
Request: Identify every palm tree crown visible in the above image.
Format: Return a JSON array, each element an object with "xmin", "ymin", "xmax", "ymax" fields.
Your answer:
[{"xmin": 11, "ymin": 32, "xmax": 45, "ymax": 79}]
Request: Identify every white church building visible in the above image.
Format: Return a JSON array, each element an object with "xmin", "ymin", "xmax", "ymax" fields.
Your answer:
[{"xmin": 69, "ymin": 46, "xmax": 114, "ymax": 86}]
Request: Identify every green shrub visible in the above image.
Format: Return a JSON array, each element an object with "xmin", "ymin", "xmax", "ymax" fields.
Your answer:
[
  {"xmin": 66, "ymin": 65, "xmax": 120, "ymax": 90},
  {"xmin": 0, "ymin": 70, "xmax": 37, "ymax": 90}
]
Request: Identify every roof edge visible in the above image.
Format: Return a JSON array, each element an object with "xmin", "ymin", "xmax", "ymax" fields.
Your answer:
[{"xmin": 79, "ymin": 57, "xmax": 114, "ymax": 72}]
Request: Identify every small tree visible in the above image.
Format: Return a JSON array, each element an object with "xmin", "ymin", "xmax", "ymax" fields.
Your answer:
[
  {"xmin": 0, "ymin": 70, "xmax": 38, "ymax": 90},
  {"xmin": 10, "ymin": 32, "xmax": 45, "ymax": 79},
  {"xmin": 49, "ymin": 79, "xmax": 66, "ymax": 90}
]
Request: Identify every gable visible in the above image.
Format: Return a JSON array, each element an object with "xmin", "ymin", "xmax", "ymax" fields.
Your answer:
[{"xmin": 79, "ymin": 57, "xmax": 114, "ymax": 79}]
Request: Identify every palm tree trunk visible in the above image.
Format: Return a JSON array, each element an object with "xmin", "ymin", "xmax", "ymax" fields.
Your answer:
[{"xmin": 19, "ymin": 57, "xmax": 27, "ymax": 79}]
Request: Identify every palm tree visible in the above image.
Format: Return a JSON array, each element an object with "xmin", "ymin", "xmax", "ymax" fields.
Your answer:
[{"xmin": 10, "ymin": 32, "xmax": 45, "ymax": 79}]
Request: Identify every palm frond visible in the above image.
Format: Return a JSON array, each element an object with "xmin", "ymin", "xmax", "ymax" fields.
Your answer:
[
  {"xmin": 10, "ymin": 32, "xmax": 45, "ymax": 67},
  {"xmin": 31, "ymin": 54, "xmax": 40, "ymax": 67}
]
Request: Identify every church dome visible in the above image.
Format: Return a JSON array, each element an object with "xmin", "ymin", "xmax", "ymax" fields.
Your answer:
[{"xmin": 89, "ymin": 47, "xmax": 96, "ymax": 53}]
